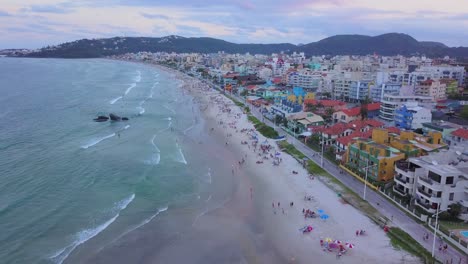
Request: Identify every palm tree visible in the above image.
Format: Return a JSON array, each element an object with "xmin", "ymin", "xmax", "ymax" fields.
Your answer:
[{"xmin": 360, "ymin": 96, "xmax": 371, "ymax": 120}]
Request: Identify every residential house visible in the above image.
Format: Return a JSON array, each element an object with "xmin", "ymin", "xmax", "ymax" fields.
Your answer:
[
  {"xmin": 333, "ymin": 103, "xmax": 380, "ymax": 123},
  {"xmin": 287, "ymin": 112, "xmax": 324, "ymax": 134},
  {"xmin": 451, "ymin": 128, "xmax": 468, "ymax": 144}
]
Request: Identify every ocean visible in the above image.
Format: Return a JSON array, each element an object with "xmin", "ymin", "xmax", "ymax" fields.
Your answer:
[{"xmin": 0, "ymin": 58, "xmax": 239, "ymax": 263}]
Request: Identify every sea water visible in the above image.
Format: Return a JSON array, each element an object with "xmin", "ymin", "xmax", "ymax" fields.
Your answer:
[{"xmin": 0, "ymin": 58, "xmax": 235, "ymax": 264}]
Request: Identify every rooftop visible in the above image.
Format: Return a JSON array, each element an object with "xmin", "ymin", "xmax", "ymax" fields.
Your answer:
[{"xmin": 452, "ymin": 128, "xmax": 468, "ymax": 139}]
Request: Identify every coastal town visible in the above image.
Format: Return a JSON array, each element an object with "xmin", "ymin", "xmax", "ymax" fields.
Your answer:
[{"xmin": 113, "ymin": 51, "xmax": 468, "ymax": 263}]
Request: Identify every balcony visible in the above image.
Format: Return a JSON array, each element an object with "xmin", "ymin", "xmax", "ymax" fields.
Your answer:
[
  {"xmin": 393, "ymin": 185, "xmax": 408, "ymax": 196},
  {"xmin": 418, "ymin": 176, "xmax": 443, "ymax": 191},
  {"xmin": 395, "ymin": 162, "xmax": 416, "ymax": 177},
  {"xmin": 416, "ymin": 199, "xmax": 436, "ymax": 213},
  {"xmin": 417, "ymin": 188, "xmax": 442, "ymax": 203}
]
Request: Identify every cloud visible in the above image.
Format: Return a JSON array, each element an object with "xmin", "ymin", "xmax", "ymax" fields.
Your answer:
[
  {"xmin": 140, "ymin": 12, "xmax": 169, "ymax": 19},
  {"xmin": 21, "ymin": 4, "xmax": 74, "ymax": 14},
  {"xmin": 0, "ymin": 10, "xmax": 11, "ymax": 16}
]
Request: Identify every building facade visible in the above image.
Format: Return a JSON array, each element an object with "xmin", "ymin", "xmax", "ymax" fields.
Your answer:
[
  {"xmin": 379, "ymin": 94, "xmax": 434, "ymax": 122},
  {"xmin": 394, "ymin": 102, "xmax": 432, "ymax": 130}
]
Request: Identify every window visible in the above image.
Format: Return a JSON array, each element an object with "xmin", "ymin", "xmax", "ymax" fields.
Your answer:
[
  {"xmin": 449, "ymin": 193, "xmax": 454, "ymax": 201},
  {"xmin": 446, "ymin": 176, "xmax": 454, "ymax": 185},
  {"xmin": 428, "ymin": 171, "xmax": 441, "ymax": 183}
]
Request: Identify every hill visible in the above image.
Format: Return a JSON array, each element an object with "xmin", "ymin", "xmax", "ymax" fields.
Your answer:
[{"xmin": 25, "ymin": 33, "xmax": 468, "ymax": 59}]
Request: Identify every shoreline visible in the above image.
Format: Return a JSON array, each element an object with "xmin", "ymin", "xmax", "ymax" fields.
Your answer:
[{"xmin": 114, "ymin": 59, "xmax": 420, "ymax": 263}]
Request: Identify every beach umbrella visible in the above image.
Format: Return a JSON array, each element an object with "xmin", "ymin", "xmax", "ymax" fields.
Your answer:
[
  {"xmin": 317, "ymin": 209, "xmax": 324, "ymax": 214},
  {"xmin": 345, "ymin": 243, "xmax": 355, "ymax": 249},
  {"xmin": 320, "ymin": 214, "xmax": 329, "ymax": 220},
  {"xmin": 324, "ymin": 238, "xmax": 333, "ymax": 242},
  {"xmin": 334, "ymin": 240, "xmax": 342, "ymax": 244}
]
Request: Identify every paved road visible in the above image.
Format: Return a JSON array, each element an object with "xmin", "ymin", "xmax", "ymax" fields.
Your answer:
[{"xmin": 242, "ymin": 97, "xmax": 467, "ymax": 264}]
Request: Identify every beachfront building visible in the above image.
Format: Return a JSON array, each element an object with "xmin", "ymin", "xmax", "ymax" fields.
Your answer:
[
  {"xmin": 393, "ymin": 143, "xmax": 468, "ymax": 217},
  {"xmin": 346, "ymin": 136, "xmax": 406, "ymax": 183},
  {"xmin": 286, "ymin": 112, "xmax": 324, "ymax": 134},
  {"xmin": 414, "ymin": 80, "xmax": 447, "ymax": 101},
  {"xmin": 379, "ymin": 94, "xmax": 434, "ymax": 122},
  {"xmin": 410, "ymin": 65, "xmax": 466, "ymax": 86},
  {"xmin": 394, "ymin": 102, "xmax": 432, "ymax": 130}
]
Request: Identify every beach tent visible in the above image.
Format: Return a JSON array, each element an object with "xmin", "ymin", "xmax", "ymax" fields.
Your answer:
[{"xmin": 345, "ymin": 243, "xmax": 355, "ymax": 249}]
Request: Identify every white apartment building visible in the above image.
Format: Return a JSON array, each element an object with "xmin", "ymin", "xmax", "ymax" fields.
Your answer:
[
  {"xmin": 410, "ymin": 65, "xmax": 466, "ymax": 86},
  {"xmin": 393, "ymin": 144, "xmax": 468, "ymax": 218},
  {"xmin": 287, "ymin": 70, "xmax": 322, "ymax": 90},
  {"xmin": 370, "ymin": 83, "xmax": 401, "ymax": 102},
  {"xmin": 379, "ymin": 94, "xmax": 434, "ymax": 121},
  {"xmin": 394, "ymin": 102, "xmax": 432, "ymax": 130}
]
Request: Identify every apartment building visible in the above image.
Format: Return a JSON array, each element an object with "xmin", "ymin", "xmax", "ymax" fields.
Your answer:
[
  {"xmin": 370, "ymin": 83, "xmax": 401, "ymax": 102},
  {"xmin": 393, "ymin": 143, "xmax": 468, "ymax": 217},
  {"xmin": 348, "ymin": 80, "xmax": 372, "ymax": 102},
  {"xmin": 379, "ymin": 94, "xmax": 434, "ymax": 121},
  {"xmin": 414, "ymin": 80, "xmax": 447, "ymax": 101},
  {"xmin": 394, "ymin": 102, "xmax": 432, "ymax": 130},
  {"xmin": 287, "ymin": 70, "xmax": 322, "ymax": 90}
]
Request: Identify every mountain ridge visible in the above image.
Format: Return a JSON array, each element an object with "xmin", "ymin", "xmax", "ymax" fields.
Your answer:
[{"xmin": 24, "ymin": 33, "xmax": 468, "ymax": 59}]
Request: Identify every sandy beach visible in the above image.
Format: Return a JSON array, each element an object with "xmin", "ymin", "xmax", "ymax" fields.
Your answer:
[{"xmin": 142, "ymin": 63, "xmax": 420, "ymax": 264}]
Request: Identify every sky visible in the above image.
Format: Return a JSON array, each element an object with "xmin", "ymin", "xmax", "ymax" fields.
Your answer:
[{"xmin": 0, "ymin": 0, "xmax": 467, "ymax": 49}]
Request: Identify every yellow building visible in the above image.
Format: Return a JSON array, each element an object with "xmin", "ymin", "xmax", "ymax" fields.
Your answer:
[{"xmin": 345, "ymin": 128, "xmax": 446, "ymax": 182}]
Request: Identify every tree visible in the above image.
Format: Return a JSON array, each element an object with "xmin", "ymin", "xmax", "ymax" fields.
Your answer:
[
  {"xmin": 324, "ymin": 107, "xmax": 334, "ymax": 121},
  {"xmin": 305, "ymin": 102, "xmax": 317, "ymax": 112},
  {"xmin": 240, "ymin": 90, "xmax": 248, "ymax": 96},
  {"xmin": 360, "ymin": 96, "xmax": 371, "ymax": 120},
  {"xmin": 448, "ymin": 203, "xmax": 462, "ymax": 219},
  {"xmin": 461, "ymin": 105, "xmax": 468, "ymax": 120}
]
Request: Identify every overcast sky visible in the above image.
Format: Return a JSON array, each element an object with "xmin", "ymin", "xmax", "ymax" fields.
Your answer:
[{"xmin": 1, "ymin": 0, "xmax": 467, "ymax": 49}]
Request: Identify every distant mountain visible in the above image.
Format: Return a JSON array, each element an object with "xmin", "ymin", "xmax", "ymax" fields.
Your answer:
[{"xmin": 24, "ymin": 33, "xmax": 468, "ymax": 59}]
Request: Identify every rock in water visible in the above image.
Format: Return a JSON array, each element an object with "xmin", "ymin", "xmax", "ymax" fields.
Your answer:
[
  {"xmin": 109, "ymin": 113, "xmax": 121, "ymax": 121},
  {"xmin": 93, "ymin": 115, "xmax": 109, "ymax": 122}
]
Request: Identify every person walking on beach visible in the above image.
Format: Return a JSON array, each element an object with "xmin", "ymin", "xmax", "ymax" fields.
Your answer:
[{"xmin": 278, "ymin": 202, "xmax": 280, "ymax": 207}]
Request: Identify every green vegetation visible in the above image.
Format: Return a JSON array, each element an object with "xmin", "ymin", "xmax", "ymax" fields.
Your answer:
[
  {"xmin": 439, "ymin": 220, "xmax": 468, "ymax": 231},
  {"xmin": 247, "ymin": 116, "xmax": 279, "ymax": 138},
  {"xmin": 277, "ymin": 140, "xmax": 306, "ymax": 159},
  {"xmin": 387, "ymin": 228, "xmax": 438, "ymax": 264},
  {"xmin": 460, "ymin": 105, "xmax": 468, "ymax": 120}
]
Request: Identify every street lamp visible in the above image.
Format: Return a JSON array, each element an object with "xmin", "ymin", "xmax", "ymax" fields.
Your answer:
[
  {"xmin": 431, "ymin": 204, "xmax": 447, "ymax": 258},
  {"xmin": 363, "ymin": 159, "xmax": 379, "ymax": 200},
  {"xmin": 320, "ymin": 135, "xmax": 324, "ymax": 168}
]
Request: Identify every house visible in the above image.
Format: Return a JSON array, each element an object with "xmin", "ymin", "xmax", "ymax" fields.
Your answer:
[
  {"xmin": 451, "ymin": 128, "xmax": 468, "ymax": 144},
  {"xmin": 333, "ymin": 103, "xmax": 380, "ymax": 123},
  {"xmin": 393, "ymin": 143, "xmax": 468, "ymax": 218},
  {"xmin": 304, "ymin": 99, "xmax": 346, "ymax": 112},
  {"xmin": 287, "ymin": 112, "xmax": 324, "ymax": 134}
]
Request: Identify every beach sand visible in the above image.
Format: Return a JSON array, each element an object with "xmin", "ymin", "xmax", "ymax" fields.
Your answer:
[{"xmin": 156, "ymin": 66, "xmax": 420, "ymax": 264}]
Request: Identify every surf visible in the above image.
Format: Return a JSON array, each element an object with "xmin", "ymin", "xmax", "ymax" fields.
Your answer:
[
  {"xmin": 81, "ymin": 133, "xmax": 115, "ymax": 149},
  {"xmin": 134, "ymin": 70, "xmax": 141, "ymax": 82},
  {"xmin": 109, "ymin": 96, "xmax": 122, "ymax": 104},
  {"xmin": 124, "ymin": 83, "xmax": 136, "ymax": 95},
  {"xmin": 50, "ymin": 194, "xmax": 135, "ymax": 264},
  {"xmin": 175, "ymin": 142, "xmax": 187, "ymax": 164}
]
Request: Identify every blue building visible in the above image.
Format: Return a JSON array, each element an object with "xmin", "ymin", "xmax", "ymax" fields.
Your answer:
[
  {"xmin": 349, "ymin": 80, "xmax": 372, "ymax": 102},
  {"xmin": 394, "ymin": 105, "xmax": 413, "ymax": 130},
  {"xmin": 371, "ymin": 83, "xmax": 401, "ymax": 102}
]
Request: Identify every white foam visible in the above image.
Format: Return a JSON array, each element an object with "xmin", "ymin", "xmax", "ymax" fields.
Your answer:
[
  {"xmin": 163, "ymin": 105, "xmax": 176, "ymax": 114},
  {"xmin": 183, "ymin": 119, "xmax": 196, "ymax": 135},
  {"xmin": 134, "ymin": 70, "xmax": 141, "ymax": 82},
  {"xmin": 119, "ymin": 206, "xmax": 168, "ymax": 238},
  {"xmin": 124, "ymin": 83, "xmax": 136, "ymax": 95},
  {"xmin": 123, "ymin": 125, "xmax": 130, "ymax": 130},
  {"xmin": 163, "ymin": 117, "xmax": 172, "ymax": 121},
  {"xmin": 206, "ymin": 168, "xmax": 212, "ymax": 184},
  {"xmin": 151, "ymin": 135, "xmax": 161, "ymax": 153},
  {"xmin": 137, "ymin": 106, "xmax": 145, "ymax": 115},
  {"xmin": 81, "ymin": 133, "xmax": 115, "ymax": 149},
  {"xmin": 50, "ymin": 194, "xmax": 135, "ymax": 264},
  {"xmin": 176, "ymin": 142, "xmax": 187, "ymax": 165},
  {"xmin": 109, "ymin": 96, "xmax": 123, "ymax": 104},
  {"xmin": 206, "ymin": 195, "xmax": 212, "ymax": 202}
]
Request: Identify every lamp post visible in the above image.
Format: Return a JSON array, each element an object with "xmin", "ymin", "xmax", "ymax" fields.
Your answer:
[
  {"xmin": 363, "ymin": 159, "xmax": 379, "ymax": 200},
  {"xmin": 320, "ymin": 135, "xmax": 324, "ymax": 168},
  {"xmin": 431, "ymin": 204, "xmax": 447, "ymax": 258}
]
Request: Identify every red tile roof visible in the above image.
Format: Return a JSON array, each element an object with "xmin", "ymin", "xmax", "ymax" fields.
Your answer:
[
  {"xmin": 336, "ymin": 130, "xmax": 373, "ymax": 146},
  {"xmin": 386, "ymin": 126, "xmax": 401, "ymax": 134},
  {"xmin": 452, "ymin": 128, "xmax": 468, "ymax": 139},
  {"xmin": 341, "ymin": 107, "xmax": 361, "ymax": 117},
  {"xmin": 304, "ymin": 99, "xmax": 346, "ymax": 108},
  {"xmin": 367, "ymin": 103, "xmax": 381, "ymax": 111},
  {"xmin": 310, "ymin": 119, "xmax": 383, "ymax": 136}
]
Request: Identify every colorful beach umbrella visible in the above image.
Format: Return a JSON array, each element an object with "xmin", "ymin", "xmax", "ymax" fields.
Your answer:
[
  {"xmin": 320, "ymin": 214, "xmax": 329, "ymax": 220},
  {"xmin": 334, "ymin": 240, "xmax": 342, "ymax": 244},
  {"xmin": 324, "ymin": 238, "xmax": 333, "ymax": 242},
  {"xmin": 345, "ymin": 243, "xmax": 355, "ymax": 249},
  {"xmin": 317, "ymin": 209, "xmax": 324, "ymax": 214}
]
